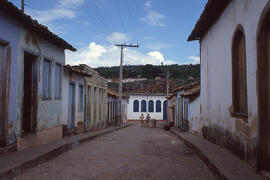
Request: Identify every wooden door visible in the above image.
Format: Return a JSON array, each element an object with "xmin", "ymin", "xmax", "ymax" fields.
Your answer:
[
  {"xmin": 0, "ymin": 41, "xmax": 9, "ymax": 146},
  {"xmin": 257, "ymin": 10, "xmax": 270, "ymax": 171},
  {"xmin": 68, "ymin": 83, "xmax": 75, "ymax": 129}
]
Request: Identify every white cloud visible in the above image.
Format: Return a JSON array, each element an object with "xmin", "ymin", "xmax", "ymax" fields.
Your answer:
[
  {"xmin": 106, "ymin": 32, "xmax": 131, "ymax": 44},
  {"xmin": 144, "ymin": 1, "xmax": 152, "ymax": 8},
  {"xmin": 146, "ymin": 42, "xmax": 172, "ymax": 50},
  {"xmin": 66, "ymin": 42, "xmax": 176, "ymax": 68},
  {"xmin": 140, "ymin": 10, "xmax": 166, "ymax": 27},
  {"xmin": 188, "ymin": 56, "xmax": 200, "ymax": 64},
  {"xmin": 58, "ymin": 0, "xmax": 84, "ymax": 8},
  {"xmin": 26, "ymin": 0, "xmax": 83, "ymax": 25},
  {"xmin": 28, "ymin": 8, "xmax": 75, "ymax": 24}
]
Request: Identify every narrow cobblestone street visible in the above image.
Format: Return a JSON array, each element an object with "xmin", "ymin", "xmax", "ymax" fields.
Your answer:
[{"xmin": 14, "ymin": 123, "xmax": 216, "ymax": 180}]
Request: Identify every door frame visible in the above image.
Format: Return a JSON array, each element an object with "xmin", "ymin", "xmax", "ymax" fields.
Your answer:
[
  {"xmin": 68, "ymin": 82, "xmax": 76, "ymax": 129},
  {"xmin": 22, "ymin": 50, "xmax": 38, "ymax": 135},
  {"xmin": 256, "ymin": 2, "xmax": 270, "ymax": 171},
  {"xmin": 0, "ymin": 39, "xmax": 11, "ymax": 146}
]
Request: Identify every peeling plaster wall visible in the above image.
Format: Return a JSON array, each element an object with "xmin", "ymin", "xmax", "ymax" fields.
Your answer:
[
  {"xmin": 62, "ymin": 71, "xmax": 85, "ymax": 127},
  {"xmin": 16, "ymin": 28, "xmax": 65, "ymax": 134},
  {"xmin": 0, "ymin": 10, "xmax": 66, "ymax": 147},
  {"xmin": 0, "ymin": 10, "xmax": 19, "ymax": 144},
  {"xmin": 127, "ymin": 95, "xmax": 167, "ymax": 120},
  {"xmin": 199, "ymin": 0, "xmax": 268, "ymax": 166}
]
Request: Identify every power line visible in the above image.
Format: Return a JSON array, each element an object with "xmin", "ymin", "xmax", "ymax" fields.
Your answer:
[
  {"xmin": 113, "ymin": 0, "xmax": 129, "ymax": 34},
  {"xmin": 125, "ymin": 0, "xmax": 139, "ymax": 43}
]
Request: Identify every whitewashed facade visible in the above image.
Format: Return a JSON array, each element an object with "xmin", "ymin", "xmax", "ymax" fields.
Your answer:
[
  {"xmin": 188, "ymin": 0, "xmax": 270, "ymax": 170},
  {"xmin": 127, "ymin": 93, "xmax": 167, "ymax": 120}
]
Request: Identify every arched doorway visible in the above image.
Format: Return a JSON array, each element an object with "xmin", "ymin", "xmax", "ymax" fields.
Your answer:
[
  {"xmin": 163, "ymin": 100, "xmax": 167, "ymax": 120},
  {"xmin": 257, "ymin": 6, "xmax": 270, "ymax": 171}
]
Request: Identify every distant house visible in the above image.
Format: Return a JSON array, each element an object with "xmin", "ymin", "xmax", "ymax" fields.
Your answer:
[
  {"xmin": 62, "ymin": 64, "xmax": 108, "ymax": 135},
  {"xmin": 167, "ymin": 82, "xmax": 200, "ymax": 131},
  {"xmin": 188, "ymin": 0, "xmax": 270, "ymax": 171},
  {"xmin": 0, "ymin": 0, "xmax": 75, "ymax": 150},
  {"xmin": 127, "ymin": 93, "xmax": 167, "ymax": 121},
  {"xmin": 107, "ymin": 90, "xmax": 119, "ymax": 126},
  {"xmin": 122, "ymin": 78, "xmax": 147, "ymax": 83}
]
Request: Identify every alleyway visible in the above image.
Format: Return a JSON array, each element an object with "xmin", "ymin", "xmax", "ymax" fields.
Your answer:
[{"xmin": 14, "ymin": 123, "xmax": 216, "ymax": 180}]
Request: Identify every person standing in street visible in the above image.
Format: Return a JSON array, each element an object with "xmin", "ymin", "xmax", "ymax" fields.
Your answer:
[
  {"xmin": 140, "ymin": 114, "xmax": 145, "ymax": 127},
  {"xmin": 146, "ymin": 114, "xmax": 150, "ymax": 128}
]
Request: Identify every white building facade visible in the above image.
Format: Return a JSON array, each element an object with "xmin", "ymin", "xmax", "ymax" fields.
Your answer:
[
  {"xmin": 188, "ymin": 0, "xmax": 270, "ymax": 171},
  {"xmin": 127, "ymin": 93, "xmax": 167, "ymax": 120}
]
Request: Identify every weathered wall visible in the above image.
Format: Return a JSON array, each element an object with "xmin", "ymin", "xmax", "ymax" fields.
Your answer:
[
  {"xmin": 16, "ymin": 27, "xmax": 65, "ymax": 135},
  {"xmin": 62, "ymin": 71, "xmax": 85, "ymax": 127},
  {"xmin": 127, "ymin": 94, "xmax": 167, "ymax": 120},
  {"xmin": 199, "ymin": 0, "xmax": 269, "ymax": 166},
  {"xmin": 188, "ymin": 96, "xmax": 201, "ymax": 135},
  {"xmin": 0, "ymin": 10, "xmax": 19, "ymax": 144},
  {"xmin": 174, "ymin": 90, "xmax": 184, "ymax": 128}
]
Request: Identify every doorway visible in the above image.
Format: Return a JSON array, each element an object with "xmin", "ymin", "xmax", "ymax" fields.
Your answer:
[
  {"xmin": 22, "ymin": 52, "xmax": 38, "ymax": 135},
  {"xmin": 257, "ymin": 9, "xmax": 270, "ymax": 172},
  {"xmin": 85, "ymin": 86, "xmax": 90, "ymax": 130},
  {"xmin": 68, "ymin": 83, "xmax": 75, "ymax": 129},
  {"xmin": 0, "ymin": 40, "xmax": 10, "ymax": 146},
  {"xmin": 163, "ymin": 100, "xmax": 167, "ymax": 120}
]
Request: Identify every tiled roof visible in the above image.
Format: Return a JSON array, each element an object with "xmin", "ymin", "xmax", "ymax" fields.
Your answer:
[
  {"xmin": 64, "ymin": 65, "xmax": 92, "ymax": 77},
  {"xmin": 182, "ymin": 85, "xmax": 200, "ymax": 97},
  {"xmin": 171, "ymin": 81, "xmax": 200, "ymax": 94},
  {"xmin": 0, "ymin": 0, "xmax": 76, "ymax": 51},
  {"xmin": 188, "ymin": 0, "xmax": 232, "ymax": 41}
]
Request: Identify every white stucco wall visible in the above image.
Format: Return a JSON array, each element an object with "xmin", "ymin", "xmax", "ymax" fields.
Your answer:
[
  {"xmin": 127, "ymin": 94, "xmax": 167, "ymax": 120},
  {"xmin": 188, "ymin": 96, "xmax": 201, "ymax": 135},
  {"xmin": 199, "ymin": 0, "xmax": 269, "ymax": 138}
]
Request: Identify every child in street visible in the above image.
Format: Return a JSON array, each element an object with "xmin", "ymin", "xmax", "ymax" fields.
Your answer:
[{"xmin": 140, "ymin": 114, "xmax": 145, "ymax": 127}]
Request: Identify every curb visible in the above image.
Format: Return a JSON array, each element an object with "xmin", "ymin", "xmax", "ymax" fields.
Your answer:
[
  {"xmin": 170, "ymin": 129, "xmax": 227, "ymax": 180},
  {"xmin": 170, "ymin": 128, "xmax": 267, "ymax": 180},
  {"xmin": 0, "ymin": 125, "xmax": 130, "ymax": 180}
]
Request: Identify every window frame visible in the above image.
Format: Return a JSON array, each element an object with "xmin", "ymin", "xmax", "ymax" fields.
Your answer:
[
  {"xmin": 231, "ymin": 25, "xmax": 248, "ymax": 120},
  {"xmin": 141, "ymin": 100, "xmax": 146, "ymax": 112},
  {"xmin": 54, "ymin": 63, "xmax": 62, "ymax": 100},
  {"xmin": 133, "ymin": 100, "xmax": 139, "ymax": 112},
  {"xmin": 156, "ymin": 100, "xmax": 161, "ymax": 112},
  {"xmin": 42, "ymin": 58, "xmax": 52, "ymax": 100},
  {"xmin": 78, "ymin": 84, "xmax": 84, "ymax": 112},
  {"xmin": 148, "ymin": 100, "xmax": 154, "ymax": 112}
]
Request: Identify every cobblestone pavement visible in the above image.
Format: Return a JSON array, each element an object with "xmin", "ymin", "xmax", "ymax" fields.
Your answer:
[{"xmin": 14, "ymin": 123, "xmax": 216, "ymax": 180}]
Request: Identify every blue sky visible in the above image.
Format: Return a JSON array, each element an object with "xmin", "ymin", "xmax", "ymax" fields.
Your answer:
[{"xmin": 10, "ymin": 0, "xmax": 206, "ymax": 67}]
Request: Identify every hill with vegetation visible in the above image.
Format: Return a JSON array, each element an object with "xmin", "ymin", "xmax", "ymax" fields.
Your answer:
[{"xmin": 95, "ymin": 64, "xmax": 200, "ymax": 93}]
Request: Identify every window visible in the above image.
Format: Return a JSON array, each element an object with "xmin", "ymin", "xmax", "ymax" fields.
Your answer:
[
  {"xmin": 148, "ymin": 100, "xmax": 154, "ymax": 112},
  {"xmin": 79, "ymin": 85, "xmax": 84, "ymax": 112},
  {"xmin": 141, "ymin": 100, "xmax": 146, "ymax": 112},
  {"xmin": 54, "ymin": 63, "xmax": 62, "ymax": 99},
  {"xmin": 43, "ymin": 59, "xmax": 51, "ymax": 99},
  {"xmin": 156, "ymin": 100, "xmax": 161, "ymax": 112},
  {"xmin": 231, "ymin": 26, "xmax": 248, "ymax": 117},
  {"xmin": 133, "ymin": 100, "xmax": 139, "ymax": 112}
]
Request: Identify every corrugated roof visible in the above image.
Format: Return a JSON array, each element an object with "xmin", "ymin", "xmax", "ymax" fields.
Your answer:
[
  {"xmin": 188, "ymin": 0, "xmax": 232, "ymax": 41},
  {"xmin": 0, "ymin": 0, "xmax": 76, "ymax": 51}
]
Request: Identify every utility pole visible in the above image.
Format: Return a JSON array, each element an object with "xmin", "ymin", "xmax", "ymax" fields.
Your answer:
[
  {"xmin": 115, "ymin": 43, "xmax": 139, "ymax": 127},
  {"xmin": 21, "ymin": 0, "xmax": 25, "ymax": 13},
  {"xmin": 166, "ymin": 65, "xmax": 169, "ymax": 123},
  {"xmin": 166, "ymin": 68, "xmax": 169, "ymax": 97}
]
